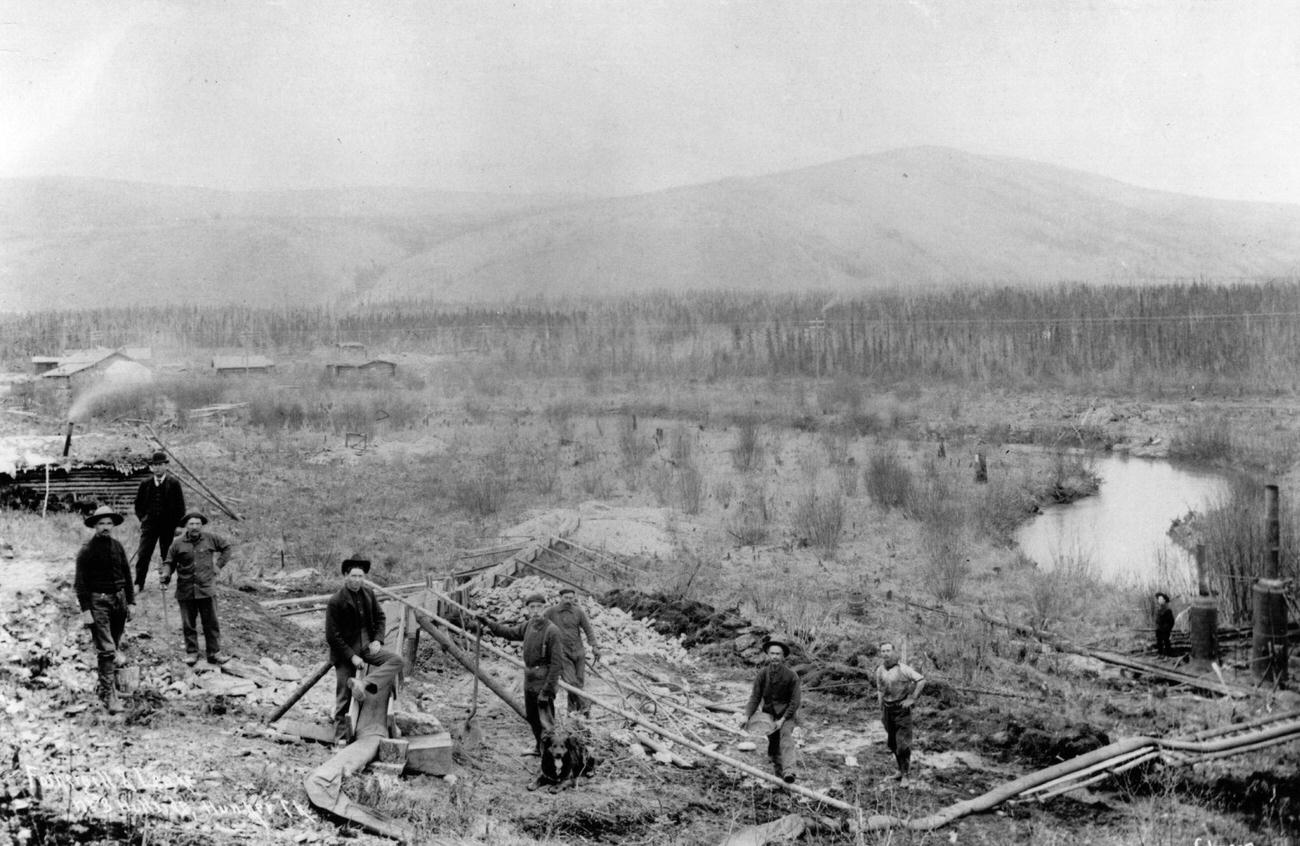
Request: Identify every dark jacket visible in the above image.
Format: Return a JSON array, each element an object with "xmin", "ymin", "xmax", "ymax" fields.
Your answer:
[
  {"xmin": 74, "ymin": 535, "xmax": 135, "ymax": 611},
  {"xmin": 325, "ymin": 585, "xmax": 387, "ymax": 666},
  {"xmin": 487, "ymin": 616, "xmax": 563, "ymax": 696},
  {"xmin": 746, "ymin": 663, "xmax": 801, "ymax": 722},
  {"xmin": 134, "ymin": 474, "xmax": 186, "ymax": 527},
  {"xmin": 163, "ymin": 530, "xmax": 231, "ymax": 600},
  {"xmin": 544, "ymin": 601, "xmax": 599, "ymax": 660}
]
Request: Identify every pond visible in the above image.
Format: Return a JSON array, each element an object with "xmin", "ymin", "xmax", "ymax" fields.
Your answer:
[{"xmin": 1014, "ymin": 453, "xmax": 1233, "ymax": 585}]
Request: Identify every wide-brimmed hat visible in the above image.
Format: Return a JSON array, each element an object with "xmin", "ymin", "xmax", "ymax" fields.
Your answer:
[
  {"xmin": 84, "ymin": 505, "xmax": 124, "ymax": 527},
  {"xmin": 557, "ymin": 587, "xmax": 576, "ymax": 596},
  {"xmin": 761, "ymin": 636, "xmax": 791, "ymax": 657},
  {"xmin": 341, "ymin": 558, "xmax": 371, "ymax": 575},
  {"xmin": 523, "ymin": 592, "xmax": 547, "ymax": 605},
  {"xmin": 181, "ymin": 511, "xmax": 209, "ymax": 525},
  {"xmin": 147, "ymin": 451, "xmax": 169, "ymax": 465}
]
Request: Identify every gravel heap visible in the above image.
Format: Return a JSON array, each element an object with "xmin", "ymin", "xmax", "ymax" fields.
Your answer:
[{"xmin": 469, "ymin": 575, "xmax": 694, "ymax": 666}]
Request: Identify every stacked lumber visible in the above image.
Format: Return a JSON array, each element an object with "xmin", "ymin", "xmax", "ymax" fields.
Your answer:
[{"xmin": 470, "ymin": 575, "xmax": 693, "ymax": 665}]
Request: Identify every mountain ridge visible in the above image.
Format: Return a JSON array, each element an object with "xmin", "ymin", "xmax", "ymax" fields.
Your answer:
[{"xmin": 4, "ymin": 147, "xmax": 1300, "ymax": 311}]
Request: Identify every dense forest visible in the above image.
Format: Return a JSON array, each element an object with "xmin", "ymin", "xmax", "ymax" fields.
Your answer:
[{"xmin": 4, "ymin": 281, "xmax": 1300, "ymax": 393}]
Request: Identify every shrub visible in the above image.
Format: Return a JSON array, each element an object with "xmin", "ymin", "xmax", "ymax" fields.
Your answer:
[
  {"xmin": 618, "ymin": 414, "xmax": 653, "ymax": 468},
  {"xmin": 676, "ymin": 463, "xmax": 703, "ymax": 515},
  {"xmin": 726, "ymin": 482, "xmax": 772, "ymax": 546},
  {"xmin": 920, "ymin": 500, "xmax": 968, "ymax": 602},
  {"xmin": 1169, "ymin": 414, "xmax": 1234, "ymax": 463},
  {"xmin": 793, "ymin": 482, "xmax": 844, "ymax": 555},
  {"xmin": 731, "ymin": 417, "xmax": 763, "ymax": 471},
  {"xmin": 865, "ymin": 451, "xmax": 914, "ymax": 510}
]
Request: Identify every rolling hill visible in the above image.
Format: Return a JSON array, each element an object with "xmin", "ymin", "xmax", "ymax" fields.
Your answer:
[{"xmin": 5, "ymin": 147, "xmax": 1300, "ymax": 310}]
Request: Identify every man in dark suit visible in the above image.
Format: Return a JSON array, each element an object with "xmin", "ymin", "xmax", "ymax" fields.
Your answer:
[
  {"xmin": 324, "ymin": 557, "xmax": 404, "ymax": 745},
  {"xmin": 133, "ymin": 451, "xmax": 186, "ymax": 591}
]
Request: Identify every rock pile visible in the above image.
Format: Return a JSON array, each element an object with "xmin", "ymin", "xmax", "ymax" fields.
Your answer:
[{"xmin": 470, "ymin": 576, "xmax": 694, "ymax": 665}]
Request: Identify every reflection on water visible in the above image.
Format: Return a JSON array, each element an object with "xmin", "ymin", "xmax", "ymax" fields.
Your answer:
[{"xmin": 1015, "ymin": 454, "xmax": 1232, "ymax": 584}]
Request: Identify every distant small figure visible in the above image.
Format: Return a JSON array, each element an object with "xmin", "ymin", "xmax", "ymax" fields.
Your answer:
[
  {"xmin": 160, "ymin": 511, "xmax": 232, "ymax": 666},
  {"xmin": 1154, "ymin": 592, "xmax": 1175, "ymax": 656},
  {"xmin": 876, "ymin": 641, "xmax": 926, "ymax": 788}
]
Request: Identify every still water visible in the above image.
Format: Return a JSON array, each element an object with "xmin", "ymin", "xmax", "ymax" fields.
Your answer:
[{"xmin": 1014, "ymin": 454, "xmax": 1232, "ymax": 584}]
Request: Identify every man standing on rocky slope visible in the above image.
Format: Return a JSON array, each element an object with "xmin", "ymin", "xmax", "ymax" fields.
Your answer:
[
  {"xmin": 742, "ymin": 635, "xmax": 801, "ymax": 784},
  {"xmin": 544, "ymin": 587, "xmax": 601, "ymax": 713},
  {"xmin": 476, "ymin": 592, "xmax": 564, "ymax": 786},
  {"xmin": 876, "ymin": 641, "xmax": 926, "ymax": 788},
  {"xmin": 160, "ymin": 511, "xmax": 232, "ymax": 667},
  {"xmin": 133, "ymin": 451, "xmax": 186, "ymax": 591},
  {"xmin": 74, "ymin": 505, "xmax": 136, "ymax": 714}
]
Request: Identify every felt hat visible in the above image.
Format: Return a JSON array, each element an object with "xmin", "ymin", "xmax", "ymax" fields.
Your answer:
[
  {"xmin": 341, "ymin": 558, "xmax": 371, "ymax": 575},
  {"xmin": 84, "ymin": 505, "xmax": 124, "ymax": 527},
  {"xmin": 148, "ymin": 451, "xmax": 169, "ymax": 464},
  {"xmin": 558, "ymin": 587, "xmax": 576, "ymax": 596},
  {"xmin": 761, "ymin": 636, "xmax": 791, "ymax": 657},
  {"xmin": 181, "ymin": 511, "xmax": 208, "ymax": 525},
  {"xmin": 523, "ymin": 592, "xmax": 547, "ymax": 605}
]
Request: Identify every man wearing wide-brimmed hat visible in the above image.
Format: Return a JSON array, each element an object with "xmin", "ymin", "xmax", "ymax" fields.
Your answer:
[
  {"xmin": 325, "ymin": 557, "xmax": 405, "ymax": 745},
  {"xmin": 132, "ymin": 450, "xmax": 186, "ymax": 591},
  {"xmin": 741, "ymin": 634, "xmax": 802, "ymax": 784},
  {"xmin": 74, "ymin": 505, "xmax": 136, "ymax": 713},
  {"xmin": 161, "ymin": 511, "xmax": 232, "ymax": 666}
]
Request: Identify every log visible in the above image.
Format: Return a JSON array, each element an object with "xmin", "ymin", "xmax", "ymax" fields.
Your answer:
[
  {"xmin": 412, "ymin": 612, "xmax": 528, "ymax": 723},
  {"xmin": 265, "ymin": 660, "xmax": 332, "ymax": 724}
]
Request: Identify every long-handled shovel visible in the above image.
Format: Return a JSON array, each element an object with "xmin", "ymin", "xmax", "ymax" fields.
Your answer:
[{"xmin": 461, "ymin": 624, "xmax": 484, "ymax": 750}]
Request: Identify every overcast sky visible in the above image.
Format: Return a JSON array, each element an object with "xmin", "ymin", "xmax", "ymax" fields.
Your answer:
[{"xmin": 3, "ymin": 0, "xmax": 1299, "ymax": 202}]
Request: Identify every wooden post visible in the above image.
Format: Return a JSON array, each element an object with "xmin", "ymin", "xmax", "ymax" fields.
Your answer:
[{"xmin": 1252, "ymin": 485, "xmax": 1288, "ymax": 683}]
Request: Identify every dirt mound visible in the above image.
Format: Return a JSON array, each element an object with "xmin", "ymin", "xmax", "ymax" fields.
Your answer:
[{"xmin": 600, "ymin": 589, "xmax": 750, "ymax": 648}]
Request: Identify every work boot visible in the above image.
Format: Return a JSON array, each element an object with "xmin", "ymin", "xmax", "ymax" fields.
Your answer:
[
  {"xmin": 184, "ymin": 653, "xmax": 200, "ymax": 667},
  {"xmin": 526, "ymin": 776, "xmax": 547, "ymax": 792},
  {"xmin": 207, "ymin": 652, "xmax": 232, "ymax": 665}
]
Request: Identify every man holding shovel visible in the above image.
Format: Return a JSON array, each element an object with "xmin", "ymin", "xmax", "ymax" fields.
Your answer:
[{"xmin": 160, "ymin": 511, "xmax": 232, "ymax": 666}]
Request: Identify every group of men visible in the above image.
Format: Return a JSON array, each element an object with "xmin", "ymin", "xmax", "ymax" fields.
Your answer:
[
  {"xmin": 743, "ymin": 636, "xmax": 926, "ymax": 787},
  {"xmin": 325, "ymin": 561, "xmax": 602, "ymax": 783},
  {"xmin": 75, "ymin": 455, "xmax": 927, "ymax": 787},
  {"xmin": 73, "ymin": 451, "xmax": 233, "ymax": 712}
]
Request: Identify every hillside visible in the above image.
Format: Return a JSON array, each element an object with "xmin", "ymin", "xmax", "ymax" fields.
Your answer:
[{"xmin": 6, "ymin": 147, "xmax": 1300, "ymax": 310}]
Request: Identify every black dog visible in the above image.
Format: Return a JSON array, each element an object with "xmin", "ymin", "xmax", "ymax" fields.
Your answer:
[{"xmin": 537, "ymin": 726, "xmax": 598, "ymax": 793}]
